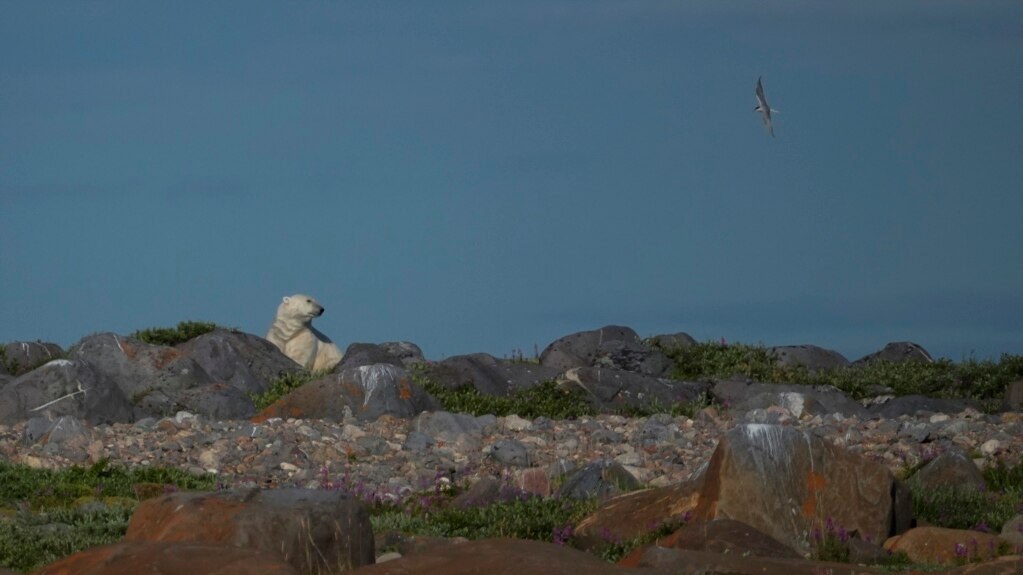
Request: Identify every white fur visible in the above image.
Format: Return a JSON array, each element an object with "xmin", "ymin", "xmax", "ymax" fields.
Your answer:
[{"xmin": 265, "ymin": 294, "xmax": 343, "ymax": 371}]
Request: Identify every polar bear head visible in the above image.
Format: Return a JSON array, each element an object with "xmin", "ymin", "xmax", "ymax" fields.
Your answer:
[{"xmin": 277, "ymin": 294, "xmax": 325, "ymax": 325}]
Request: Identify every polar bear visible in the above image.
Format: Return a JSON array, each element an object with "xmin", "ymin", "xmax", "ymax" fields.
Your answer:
[{"xmin": 265, "ymin": 294, "xmax": 344, "ymax": 372}]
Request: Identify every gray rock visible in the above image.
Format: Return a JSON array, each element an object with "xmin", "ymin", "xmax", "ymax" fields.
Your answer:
[
  {"xmin": 0, "ymin": 359, "xmax": 134, "ymax": 424},
  {"xmin": 870, "ymin": 395, "xmax": 980, "ymax": 418},
  {"xmin": 426, "ymin": 353, "xmax": 560, "ymax": 396},
  {"xmin": 412, "ymin": 411, "xmax": 486, "ymax": 440},
  {"xmin": 556, "ymin": 460, "xmax": 641, "ymax": 500},
  {"xmin": 595, "ymin": 339, "xmax": 675, "ymax": 377},
  {"xmin": 854, "ymin": 342, "xmax": 934, "ymax": 365},
  {"xmin": 647, "ymin": 332, "xmax": 697, "ymax": 352},
  {"xmin": 378, "ymin": 342, "xmax": 427, "ymax": 368},
  {"xmin": 489, "ymin": 439, "xmax": 530, "ymax": 467},
  {"xmin": 70, "ymin": 333, "xmax": 213, "ymax": 408},
  {"xmin": 2, "ymin": 341, "xmax": 65, "ymax": 376},
  {"xmin": 339, "ymin": 342, "xmax": 422, "ymax": 371},
  {"xmin": 177, "ymin": 329, "xmax": 301, "ymax": 394},
  {"xmin": 341, "ymin": 364, "xmax": 436, "ymax": 421},
  {"xmin": 559, "ymin": 367, "xmax": 710, "ymax": 414},
  {"xmin": 539, "ymin": 325, "xmax": 642, "ymax": 372},
  {"xmin": 171, "ymin": 382, "xmax": 257, "ymax": 420},
  {"xmin": 712, "ymin": 378, "xmax": 869, "ymax": 418},
  {"xmin": 907, "ymin": 448, "xmax": 987, "ymax": 492},
  {"xmin": 768, "ymin": 345, "xmax": 850, "ymax": 372},
  {"xmin": 403, "ymin": 431, "xmax": 434, "ymax": 452}
]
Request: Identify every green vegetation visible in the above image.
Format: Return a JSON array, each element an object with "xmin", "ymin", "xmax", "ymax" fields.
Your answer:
[
  {"xmin": 130, "ymin": 321, "xmax": 220, "ymax": 346},
  {"xmin": 0, "ymin": 460, "xmax": 216, "ymax": 572},
  {"xmin": 0, "ymin": 505, "xmax": 134, "ymax": 572},
  {"xmin": 654, "ymin": 340, "xmax": 1023, "ymax": 410},
  {"xmin": 372, "ymin": 497, "xmax": 597, "ymax": 543},
  {"xmin": 248, "ymin": 369, "xmax": 332, "ymax": 410},
  {"xmin": 911, "ymin": 460, "xmax": 1023, "ymax": 533},
  {"xmin": 417, "ymin": 378, "xmax": 596, "ymax": 420}
]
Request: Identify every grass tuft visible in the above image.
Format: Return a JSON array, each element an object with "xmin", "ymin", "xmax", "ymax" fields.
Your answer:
[{"xmin": 130, "ymin": 321, "xmax": 220, "ymax": 346}]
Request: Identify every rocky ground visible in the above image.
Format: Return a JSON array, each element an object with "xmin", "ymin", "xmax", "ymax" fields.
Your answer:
[{"xmin": 3, "ymin": 402, "xmax": 1020, "ymax": 502}]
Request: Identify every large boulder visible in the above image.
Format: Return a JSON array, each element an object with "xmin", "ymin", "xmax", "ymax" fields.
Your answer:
[
  {"xmin": 125, "ymin": 488, "xmax": 375, "ymax": 573},
  {"xmin": 426, "ymin": 353, "xmax": 560, "ymax": 396},
  {"xmin": 558, "ymin": 367, "xmax": 710, "ymax": 414},
  {"xmin": 0, "ymin": 359, "xmax": 133, "ymax": 425},
  {"xmin": 70, "ymin": 333, "xmax": 213, "ymax": 410},
  {"xmin": 177, "ymin": 329, "xmax": 301, "ymax": 395},
  {"xmin": 255, "ymin": 364, "xmax": 437, "ymax": 422},
  {"xmin": 854, "ymin": 341, "xmax": 934, "ymax": 365},
  {"xmin": 540, "ymin": 325, "xmax": 673, "ymax": 376},
  {"xmin": 768, "ymin": 345, "xmax": 850, "ymax": 372},
  {"xmin": 32, "ymin": 541, "xmax": 299, "ymax": 575},
  {"xmin": 691, "ymin": 424, "xmax": 906, "ymax": 555},
  {"xmin": 2, "ymin": 341, "xmax": 64, "ymax": 376}
]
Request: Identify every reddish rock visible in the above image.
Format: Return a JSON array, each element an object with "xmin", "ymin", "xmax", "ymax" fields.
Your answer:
[
  {"xmin": 31, "ymin": 541, "xmax": 297, "ymax": 575},
  {"xmin": 691, "ymin": 424, "xmax": 903, "ymax": 554},
  {"xmin": 574, "ymin": 476, "xmax": 702, "ymax": 551},
  {"xmin": 662, "ymin": 518, "xmax": 801, "ymax": 559},
  {"xmin": 125, "ymin": 488, "xmax": 374, "ymax": 573},
  {"xmin": 347, "ymin": 538, "xmax": 630, "ymax": 575},
  {"xmin": 632, "ymin": 546, "xmax": 889, "ymax": 574},
  {"xmin": 515, "ymin": 467, "xmax": 552, "ymax": 497},
  {"xmin": 253, "ymin": 365, "xmax": 435, "ymax": 422},
  {"xmin": 883, "ymin": 526, "xmax": 1009, "ymax": 565}
]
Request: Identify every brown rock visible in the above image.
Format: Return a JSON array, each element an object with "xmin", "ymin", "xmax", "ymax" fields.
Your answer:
[
  {"xmin": 633, "ymin": 546, "xmax": 889, "ymax": 574},
  {"xmin": 31, "ymin": 541, "xmax": 298, "ymax": 575},
  {"xmin": 125, "ymin": 488, "xmax": 374, "ymax": 573},
  {"xmin": 883, "ymin": 526, "xmax": 1008, "ymax": 565},
  {"xmin": 663, "ymin": 518, "xmax": 802, "ymax": 559},
  {"xmin": 347, "ymin": 538, "xmax": 631, "ymax": 575},
  {"xmin": 692, "ymin": 424, "xmax": 902, "ymax": 554},
  {"xmin": 908, "ymin": 448, "xmax": 987, "ymax": 492},
  {"xmin": 573, "ymin": 475, "xmax": 702, "ymax": 551}
]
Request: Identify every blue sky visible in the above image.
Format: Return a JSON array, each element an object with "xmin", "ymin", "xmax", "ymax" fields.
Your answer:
[{"xmin": 2, "ymin": 2, "xmax": 1021, "ymax": 362}]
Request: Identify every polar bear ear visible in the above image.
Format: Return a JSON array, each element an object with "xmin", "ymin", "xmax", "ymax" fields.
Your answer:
[{"xmin": 282, "ymin": 296, "xmax": 291, "ymax": 303}]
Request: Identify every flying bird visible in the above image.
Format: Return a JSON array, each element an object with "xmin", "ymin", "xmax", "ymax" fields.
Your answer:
[{"xmin": 754, "ymin": 76, "xmax": 777, "ymax": 137}]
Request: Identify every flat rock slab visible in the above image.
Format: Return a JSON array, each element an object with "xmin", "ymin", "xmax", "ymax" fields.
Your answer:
[
  {"xmin": 574, "ymin": 476, "xmax": 703, "ymax": 551},
  {"xmin": 32, "ymin": 541, "xmax": 298, "ymax": 575}
]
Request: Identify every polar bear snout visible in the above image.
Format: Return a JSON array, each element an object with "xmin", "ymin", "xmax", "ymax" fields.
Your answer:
[{"xmin": 315, "ymin": 306, "xmax": 324, "ymax": 316}]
